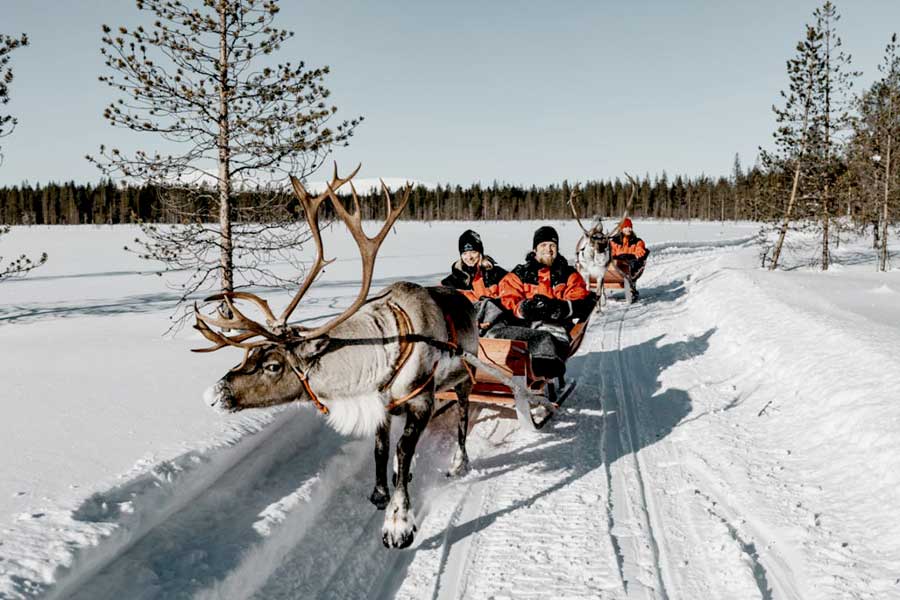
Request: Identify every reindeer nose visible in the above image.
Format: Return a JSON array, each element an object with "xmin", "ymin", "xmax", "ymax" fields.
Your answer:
[{"xmin": 203, "ymin": 382, "xmax": 235, "ymax": 413}]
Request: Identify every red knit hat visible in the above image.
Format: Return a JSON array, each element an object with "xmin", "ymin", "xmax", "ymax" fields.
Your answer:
[{"xmin": 621, "ymin": 217, "xmax": 633, "ymax": 229}]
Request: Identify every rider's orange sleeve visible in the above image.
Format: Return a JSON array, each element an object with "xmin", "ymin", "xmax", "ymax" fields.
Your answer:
[{"xmin": 499, "ymin": 272, "xmax": 527, "ymax": 316}]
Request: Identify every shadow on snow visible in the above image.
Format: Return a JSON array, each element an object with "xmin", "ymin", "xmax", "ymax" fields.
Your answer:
[{"xmin": 409, "ymin": 326, "xmax": 715, "ymax": 560}]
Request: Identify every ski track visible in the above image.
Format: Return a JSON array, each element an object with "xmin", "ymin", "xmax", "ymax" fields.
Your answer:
[{"xmin": 28, "ymin": 235, "xmax": 808, "ymax": 600}]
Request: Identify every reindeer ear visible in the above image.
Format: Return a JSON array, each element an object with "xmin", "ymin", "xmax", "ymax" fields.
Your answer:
[{"xmin": 293, "ymin": 336, "xmax": 331, "ymax": 358}]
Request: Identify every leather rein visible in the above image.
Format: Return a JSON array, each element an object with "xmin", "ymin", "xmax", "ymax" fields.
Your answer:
[{"xmin": 285, "ymin": 303, "xmax": 471, "ymax": 415}]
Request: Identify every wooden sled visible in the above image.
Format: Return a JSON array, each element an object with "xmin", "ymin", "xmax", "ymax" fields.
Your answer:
[
  {"xmin": 436, "ymin": 319, "xmax": 590, "ymax": 432},
  {"xmin": 587, "ymin": 260, "xmax": 634, "ymax": 304}
]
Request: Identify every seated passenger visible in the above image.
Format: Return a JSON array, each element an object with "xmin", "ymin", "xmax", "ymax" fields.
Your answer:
[
  {"xmin": 609, "ymin": 218, "xmax": 649, "ymax": 299},
  {"xmin": 491, "ymin": 226, "xmax": 595, "ymax": 378},
  {"xmin": 441, "ymin": 229, "xmax": 509, "ymax": 331}
]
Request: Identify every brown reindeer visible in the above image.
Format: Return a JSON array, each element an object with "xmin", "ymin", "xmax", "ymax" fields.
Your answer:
[
  {"xmin": 570, "ymin": 174, "xmax": 639, "ymax": 308},
  {"xmin": 195, "ymin": 165, "xmax": 479, "ymax": 548}
]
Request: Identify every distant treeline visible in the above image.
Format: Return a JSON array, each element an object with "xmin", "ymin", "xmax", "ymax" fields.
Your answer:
[{"xmin": 0, "ymin": 167, "xmax": 781, "ymax": 225}]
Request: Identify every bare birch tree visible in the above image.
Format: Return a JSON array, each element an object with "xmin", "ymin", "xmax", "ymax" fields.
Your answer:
[{"xmin": 87, "ymin": 0, "xmax": 361, "ymax": 316}]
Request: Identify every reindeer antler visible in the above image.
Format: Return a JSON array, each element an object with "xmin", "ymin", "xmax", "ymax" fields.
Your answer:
[
  {"xmin": 568, "ymin": 185, "xmax": 595, "ymax": 237},
  {"xmin": 609, "ymin": 173, "xmax": 639, "ymax": 237},
  {"xmin": 192, "ymin": 163, "xmax": 361, "ymax": 353},
  {"xmin": 280, "ymin": 162, "xmax": 362, "ymax": 325},
  {"xmin": 296, "ymin": 177, "xmax": 412, "ymax": 339}
]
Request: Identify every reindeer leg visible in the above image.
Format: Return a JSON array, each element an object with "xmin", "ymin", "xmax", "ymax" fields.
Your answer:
[
  {"xmin": 382, "ymin": 395, "xmax": 432, "ymax": 549},
  {"xmin": 447, "ymin": 380, "xmax": 472, "ymax": 477},
  {"xmin": 369, "ymin": 414, "xmax": 392, "ymax": 509}
]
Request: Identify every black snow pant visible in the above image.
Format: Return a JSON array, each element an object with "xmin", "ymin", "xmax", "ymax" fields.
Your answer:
[
  {"xmin": 485, "ymin": 324, "xmax": 569, "ymax": 378},
  {"xmin": 630, "ymin": 256, "xmax": 647, "ymax": 282}
]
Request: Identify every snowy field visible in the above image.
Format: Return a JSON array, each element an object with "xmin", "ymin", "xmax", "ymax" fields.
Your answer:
[{"xmin": 1, "ymin": 219, "xmax": 898, "ymax": 599}]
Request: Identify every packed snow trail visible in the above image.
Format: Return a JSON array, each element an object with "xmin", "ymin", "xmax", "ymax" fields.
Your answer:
[
  {"xmin": 38, "ymin": 235, "xmax": 779, "ymax": 600},
  {"xmin": 13, "ymin": 225, "xmax": 899, "ymax": 599}
]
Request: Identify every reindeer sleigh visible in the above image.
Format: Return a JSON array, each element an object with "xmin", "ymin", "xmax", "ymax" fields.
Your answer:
[
  {"xmin": 434, "ymin": 321, "xmax": 590, "ymax": 431},
  {"xmin": 570, "ymin": 174, "xmax": 640, "ymax": 307},
  {"xmin": 192, "ymin": 165, "xmax": 586, "ymax": 549}
]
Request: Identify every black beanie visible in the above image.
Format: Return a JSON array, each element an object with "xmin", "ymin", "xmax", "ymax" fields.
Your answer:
[
  {"xmin": 458, "ymin": 229, "xmax": 484, "ymax": 254},
  {"xmin": 532, "ymin": 226, "xmax": 559, "ymax": 249}
]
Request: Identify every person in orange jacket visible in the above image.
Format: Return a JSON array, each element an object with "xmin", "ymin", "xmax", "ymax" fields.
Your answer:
[
  {"xmin": 490, "ymin": 226, "xmax": 595, "ymax": 378},
  {"xmin": 499, "ymin": 226, "xmax": 594, "ymax": 324},
  {"xmin": 441, "ymin": 229, "xmax": 509, "ymax": 332},
  {"xmin": 441, "ymin": 230, "xmax": 507, "ymax": 303},
  {"xmin": 609, "ymin": 218, "xmax": 649, "ymax": 298}
]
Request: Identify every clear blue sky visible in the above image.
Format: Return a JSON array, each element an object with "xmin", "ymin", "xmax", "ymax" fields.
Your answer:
[{"xmin": 2, "ymin": 0, "xmax": 900, "ymax": 187}]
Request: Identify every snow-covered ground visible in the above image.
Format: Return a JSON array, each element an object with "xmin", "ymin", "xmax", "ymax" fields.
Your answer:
[{"xmin": 1, "ymin": 220, "xmax": 898, "ymax": 599}]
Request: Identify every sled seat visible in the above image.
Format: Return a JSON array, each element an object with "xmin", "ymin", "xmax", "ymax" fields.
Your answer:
[{"xmin": 435, "ymin": 320, "xmax": 588, "ymax": 411}]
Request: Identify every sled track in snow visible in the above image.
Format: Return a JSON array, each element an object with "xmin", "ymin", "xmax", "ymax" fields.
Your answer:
[
  {"xmin": 597, "ymin": 302, "xmax": 671, "ymax": 600},
  {"xmin": 36, "ymin": 395, "xmax": 504, "ymax": 600},
  {"xmin": 611, "ymin": 309, "xmax": 670, "ymax": 600},
  {"xmin": 42, "ymin": 405, "xmax": 470, "ymax": 600},
  {"xmin": 31, "ymin": 234, "xmax": 771, "ymax": 600}
]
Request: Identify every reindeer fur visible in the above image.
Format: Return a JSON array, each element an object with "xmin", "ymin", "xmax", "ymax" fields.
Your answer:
[{"xmin": 204, "ymin": 281, "xmax": 477, "ymax": 548}]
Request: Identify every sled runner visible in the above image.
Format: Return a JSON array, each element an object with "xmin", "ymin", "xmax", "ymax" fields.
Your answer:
[{"xmin": 436, "ymin": 318, "xmax": 590, "ymax": 432}]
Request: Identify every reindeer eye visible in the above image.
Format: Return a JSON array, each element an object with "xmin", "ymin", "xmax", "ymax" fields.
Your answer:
[{"xmin": 264, "ymin": 363, "xmax": 282, "ymax": 373}]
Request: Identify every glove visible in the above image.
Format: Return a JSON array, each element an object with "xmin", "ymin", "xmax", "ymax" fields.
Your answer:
[
  {"xmin": 519, "ymin": 295, "xmax": 550, "ymax": 320},
  {"xmin": 521, "ymin": 295, "xmax": 571, "ymax": 322}
]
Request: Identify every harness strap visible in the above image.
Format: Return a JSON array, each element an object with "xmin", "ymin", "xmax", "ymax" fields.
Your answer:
[
  {"xmin": 379, "ymin": 302, "xmax": 416, "ymax": 393},
  {"xmin": 385, "ymin": 359, "xmax": 440, "ymax": 411},
  {"xmin": 287, "ymin": 304, "xmax": 469, "ymax": 415},
  {"xmin": 384, "ymin": 308, "xmax": 468, "ymax": 411},
  {"xmin": 285, "ymin": 353, "xmax": 330, "ymax": 415}
]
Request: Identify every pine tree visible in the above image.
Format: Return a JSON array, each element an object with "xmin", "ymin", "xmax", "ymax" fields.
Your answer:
[
  {"xmin": 851, "ymin": 33, "xmax": 900, "ymax": 271},
  {"xmin": 0, "ymin": 32, "xmax": 29, "ymax": 166},
  {"xmin": 0, "ymin": 32, "xmax": 46, "ymax": 280},
  {"xmin": 88, "ymin": 0, "xmax": 361, "ymax": 314},
  {"xmin": 808, "ymin": 1, "xmax": 859, "ymax": 270},
  {"xmin": 762, "ymin": 23, "xmax": 822, "ymax": 269}
]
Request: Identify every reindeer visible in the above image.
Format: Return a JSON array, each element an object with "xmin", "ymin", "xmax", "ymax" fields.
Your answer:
[
  {"xmin": 570, "ymin": 174, "xmax": 638, "ymax": 309},
  {"xmin": 194, "ymin": 165, "xmax": 480, "ymax": 549}
]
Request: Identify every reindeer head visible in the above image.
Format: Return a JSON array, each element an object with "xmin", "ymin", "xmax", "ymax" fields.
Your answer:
[
  {"xmin": 203, "ymin": 338, "xmax": 331, "ymax": 412},
  {"xmin": 195, "ymin": 163, "xmax": 411, "ymax": 414},
  {"xmin": 570, "ymin": 174, "xmax": 639, "ymax": 261}
]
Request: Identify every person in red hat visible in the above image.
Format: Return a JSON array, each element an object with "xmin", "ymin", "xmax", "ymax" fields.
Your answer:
[{"xmin": 610, "ymin": 218, "xmax": 648, "ymax": 298}]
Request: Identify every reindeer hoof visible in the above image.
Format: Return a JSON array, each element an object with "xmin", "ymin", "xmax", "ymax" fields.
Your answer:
[
  {"xmin": 446, "ymin": 451, "xmax": 470, "ymax": 477},
  {"xmin": 369, "ymin": 486, "xmax": 390, "ymax": 510},
  {"xmin": 382, "ymin": 509, "xmax": 417, "ymax": 549}
]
